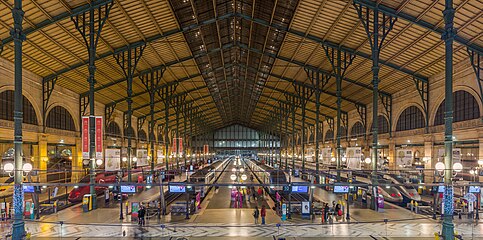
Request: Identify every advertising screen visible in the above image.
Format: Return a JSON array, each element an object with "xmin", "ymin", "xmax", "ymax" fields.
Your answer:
[
  {"xmin": 169, "ymin": 185, "xmax": 186, "ymax": 193},
  {"xmin": 333, "ymin": 185, "xmax": 349, "ymax": 193},
  {"xmin": 23, "ymin": 185, "xmax": 35, "ymax": 193},
  {"xmin": 120, "ymin": 185, "xmax": 136, "ymax": 193},
  {"xmin": 469, "ymin": 186, "xmax": 481, "ymax": 193},
  {"xmin": 291, "ymin": 186, "xmax": 308, "ymax": 193}
]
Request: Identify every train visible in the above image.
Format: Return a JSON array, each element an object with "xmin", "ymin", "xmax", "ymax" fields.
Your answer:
[
  {"xmin": 189, "ymin": 158, "xmax": 230, "ymax": 195},
  {"xmin": 68, "ymin": 163, "xmax": 177, "ymax": 203},
  {"xmin": 248, "ymin": 159, "xmax": 288, "ymax": 192},
  {"xmin": 382, "ymin": 174, "xmax": 421, "ymax": 203},
  {"xmin": 333, "ymin": 171, "xmax": 404, "ymax": 203}
]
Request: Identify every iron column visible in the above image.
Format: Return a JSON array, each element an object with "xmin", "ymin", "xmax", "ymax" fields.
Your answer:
[
  {"xmin": 11, "ymin": 0, "xmax": 25, "ymax": 238},
  {"xmin": 442, "ymin": 0, "xmax": 455, "ymax": 238}
]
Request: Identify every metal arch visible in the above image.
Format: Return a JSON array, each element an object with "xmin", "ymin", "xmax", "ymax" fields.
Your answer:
[
  {"xmin": 43, "ymin": 12, "xmax": 236, "ymax": 83},
  {"xmin": 104, "ymin": 103, "xmax": 116, "ymax": 127},
  {"xmin": 412, "ymin": 76, "xmax": 429, "ymax": 133},
  {"xmin": 235, "ymin": 13, "xmax": 428, "ymax": 82},
  {"xmin": 355, "ymin": 103, "xmax": 367, "ymax": 139},
  {"xmin": 137, "ymin": 116, "xmax": 146, "ymax": 133},
  {"xmin": 2, "ymin": 0, "xmax": 113, "ymax": 46},
  {"xmin": 353, "ymin": 0, "xmax": 483, "ymax": 55},
  {"xmin": 467, "ymin": 49, "xmax": 483, "ymax": 107},
  {"xmin": 379, "ymin": 94, "xmax": 393, "ymax": 136},
  {"xmin": 42, "ymin": 76, "xmax": 57, "ymax": 132}
]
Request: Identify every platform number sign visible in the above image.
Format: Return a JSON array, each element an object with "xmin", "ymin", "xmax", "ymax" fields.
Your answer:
[{"xmin": 283, "ymin": 185, "xmax": 291, "ymax": 193}]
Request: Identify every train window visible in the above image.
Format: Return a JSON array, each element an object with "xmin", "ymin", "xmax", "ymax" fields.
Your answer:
[{"xmin": 79, "ymin": 176, "xmax": 90, "ymax": 183}]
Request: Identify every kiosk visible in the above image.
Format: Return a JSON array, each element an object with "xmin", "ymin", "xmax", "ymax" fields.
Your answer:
[{"xmin": 82, "ymin": 194, "xmax": 93, "ymax": 212}]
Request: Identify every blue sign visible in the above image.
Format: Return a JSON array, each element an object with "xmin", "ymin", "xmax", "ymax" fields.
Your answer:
[
  {"xmin": 120, "ymin": 185, "xmax": 136, "ymax": 193},
  {"xmin": 334, "ymin": 185, "xmax": 349, "ymax": 193},
  {"xmin": 469, "ymin": 186, "xmax": 480, "ymax": 193},
  {"xmin": 281, "ymin": 203, "xmax": 287, "ymax": 221},
  {"xmin": 169, "ymin": 185, "xmax": 186, "ymax": 193},
  {"xmin": 291, "ymin": 186, "xmax": 308, "ymax": 193},
  {"xmin": 23, "ymin": 185, "xmax": 35, "ymax": 193}
]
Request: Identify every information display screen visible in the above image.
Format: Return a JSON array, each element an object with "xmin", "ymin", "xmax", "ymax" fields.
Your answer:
[
  {"xmin": 469, "ymin": 186, "xmax": 481, "ymax": 193},
  {"xmin": 23, "ymin": 185, "xmax": 35, "ymax": 193},
  {"xmin": 333, "ymin": 185, "xmax": 349, "ymax": 193},
  {"xmin": 438, "ymin": 186, "xmax": 445, "ymax": 193},
  {"xmin": 169, "ymin": 185, "xmax": 186, "ymax": 193},
  {"xmin": 120, "ymin": 185, "xmax": 136, "ymax": 193},
  {"xmin": 291, "ymin": 186, "xmax": 308, "ymax": 193}
]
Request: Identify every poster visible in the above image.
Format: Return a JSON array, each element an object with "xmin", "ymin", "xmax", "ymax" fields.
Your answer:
[
  {"xmin": 301, "ymin": 201, "xmax": 310, "ymax": 214},
  {"xmin": 437, "ymin": 148, "xmax": 461, "ymax": 163},
  {"xmin": 172, "ymin": 138, "xmax": 177, "ymax": 155},
  {"xmin": 82, "ymin": 116, "xmax": 89, "ymax": 159},
  {"xmin": 178, "ymin": 138, "xmax": 183, "ymax": 155},
  {"xmin": 136, "ymin": 149, "xmax": 148, "ymax": 166},
  {"xmin": 321, "ymin": 148, "xmax": 332, "ymax": 165},
  {"xmin": 156, "ymin": 149, "xmax": 163, "ymax": 164},
  {"xmin": 346, "ymin": 147, "xmax": 362, "ymax": 170},
  {"xmin": 95, "ymin": 116, "xmax": 103, "ymax": 159},
  {"xmin": 396, "ymin": 149, "xmax": 413, "ymax": 167},
  {"xmin": 105, "ymin": 149, "xmax": 121, "ymax": 171}
]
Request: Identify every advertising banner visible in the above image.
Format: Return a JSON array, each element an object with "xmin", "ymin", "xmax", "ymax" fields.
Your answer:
[
  {"xmin": 156, "ymin": 149, "xmax": 163, "ymax": 164},
  {"xmin": 346, "ymin": 147, "xmax": 361, "ymax": 169},
  {"xmin": 172, "ymin": 138, "xmax": 177, "ymax": 155},
  {"xmin": 136, "ymin": 149, "xmax": 148, "ymax": 166},
  {"xmin": 301, "ymin": 201, "xmax": 310, "ymax": 215},
  {"xmin": 95, "ymin": 116, "xmax": 103, "ymax": 159},
  {"xmin": 321, "ymin": 148, "xmax": 332, "ymax": 165},
  {"xmin": 178, "ymin": 138, "xmax": 183, "ymax": 154},
  {"xmin": 396, "ymin": 149, "xmax": 413, "ymax": 167},
  {"xmin": 203, "ymin": 145, "xmax": 209, "ymax": 155},
  {"xmin": 453, "ymin": 148, "xmax": 461, "ymax": 163},
  {"xmin": 105, "ymin": 149, "xmax": 121, "ymax": 171},
  {"xmin": 437, "ymin": 148, "xmax": 462, "ymax": 163},
  {"xmin": 82, "ymin": 116, "xmax": 89, "ymax": 159}
]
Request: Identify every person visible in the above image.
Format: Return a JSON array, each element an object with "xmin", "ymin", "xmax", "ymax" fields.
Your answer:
[
  {"xmin": 247, "ymin": 188, "xmax": 251, "ymax": 203},
  {"xmin": 324, "ymin": 203, "xmax": 330, "ymax": 223},
  {"xmin": 261, "ymin": 205, "xmax": 267, "ymax": 224},
  {"xmin": 253, "ymin": 206, "xmax": 260, "ymax": 224},
  {"xmin": 335, "ymin": 204, "xmax": 341, "ymax": 222},
  {"xmin": 252, "ymin": 187, "xmax": 257, "ymax": 201},
  {"xmin": 138, "ymin": 205, "xmax": 146, "ymax": 226}
]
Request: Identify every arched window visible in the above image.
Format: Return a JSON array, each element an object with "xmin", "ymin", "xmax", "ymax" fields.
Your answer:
[
  {"xmin": 350, "ymin": 122, "xmax": 365, "ymax": 137},
  {"xmin": 0, "ymin": 90, "xmax": 38, "ymax": 125},
  {"xmin": 338, "ymin": 126, "xmax": 347, "ymax": 138},
  {"xmin": 396, "ymin": 106, "xmax": 425, "ymax": 131},
  {"xmin": 138, "ymin": 130, "xmax": 147, "ymax": 142},
  {"xmin": 434, "ymin": 90, "xmax": 480, "ymax": 126},
  {"xmin": 105, "ymin": 122, "xmax": 121, "ymax": 138},
  {"xmin": 46, "ymin": 106, "xmax": 75, "ymax": 131},
  {"xmin": 325, "ymin": 130, "xmax": 334, "ymax": 142},
  {"xmin": 371, "ymin": 115, "xmax": 390, "ymax": 134},
  {"xmin": 124, "ymin": 127, "xmax": 136, "ymax": 139}
]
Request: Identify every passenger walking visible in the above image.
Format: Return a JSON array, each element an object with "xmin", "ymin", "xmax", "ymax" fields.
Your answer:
[
  {"xmin": 323, "ymin": 203, "xmax": 329, "ymax": 223},
  {"xmin": 138, "ymin": 205, "xmax": 146, "ymax": 226},
  {"xmin": 253, "ymin": 206, "xmax": 260, "ymax": 224},
  {"xmin": 252, "ymin": 187, "xmax": 257, "ymax": 201},
  {"xmin": 261, "ymin": 205, "xmax": 266, "ymax": 224},
  {"xmin": 335, "ymin": 203, "xmax": 342, "ymax": 222}
]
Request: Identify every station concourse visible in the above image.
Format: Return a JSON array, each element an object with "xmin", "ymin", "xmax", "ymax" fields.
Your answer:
[{"xmin": 0, "ymin": 0, "xmax": 482, "ymax": 239}]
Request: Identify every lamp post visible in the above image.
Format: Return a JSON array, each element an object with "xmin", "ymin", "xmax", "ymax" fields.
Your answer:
[
  {"xmin": 434, "ymin": 161, "xmax": 462, "ymax": 228},
  {"xmin": 4, "ymin": 162, "xmax": 33, "ymax": 239}
]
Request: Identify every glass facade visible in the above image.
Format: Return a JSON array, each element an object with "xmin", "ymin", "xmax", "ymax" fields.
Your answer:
[{"xmin": 192, "ymin": 124, "xmax": 279, "ymax": 149}]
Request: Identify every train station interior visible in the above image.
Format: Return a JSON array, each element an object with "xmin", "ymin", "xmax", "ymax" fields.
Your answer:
[{"xmin": 0, "ymin": 0, "xmax": 482, "ymax": 239}]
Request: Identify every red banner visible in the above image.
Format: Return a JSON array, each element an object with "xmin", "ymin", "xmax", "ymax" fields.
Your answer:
[
  {"xmin": 95, "ymin": 116, "xmax": 103, "ymax": 159},
  {"xmin": 178, "ymin": 138, "xmax": 183, "ymax": 154},
  {"xmin": 82, "ymin": 116, "xmax": 89, "ymax": 159},
  {"xmin": 203, "ymin": 145, "xmax": 209, "ymax": 155},
  {"xmin": 172, "ymin": 138, "xmax": 177, "ymax": 155}
]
